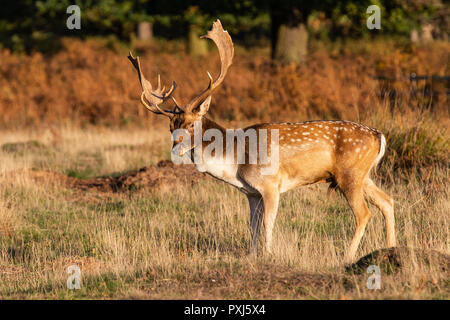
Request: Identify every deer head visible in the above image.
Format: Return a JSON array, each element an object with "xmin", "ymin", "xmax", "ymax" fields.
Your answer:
[{"xmin": 129, "ymin": 20, "xmax": 234, "ymax": 151}]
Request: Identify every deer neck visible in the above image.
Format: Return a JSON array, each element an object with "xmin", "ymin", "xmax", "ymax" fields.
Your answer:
[{"xmin": 191, "ymin": 117, "xmax": 245, "ymax": 190}]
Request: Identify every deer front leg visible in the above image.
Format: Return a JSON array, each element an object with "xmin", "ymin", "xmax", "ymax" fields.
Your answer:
[
  {"xmin": 261, "ymin": 190, "xmax": 280, "ymax": 254},
  {"xmin": 247, "ymin": 194, "xmax": 264, "ymax": 256}
]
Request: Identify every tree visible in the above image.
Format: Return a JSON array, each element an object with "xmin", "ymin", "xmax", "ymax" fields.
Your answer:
[
  {"xmin": 0, "ymin": 0, "xmax": 153, "ymax": 52},
  {"xmin": 1, "ymin": 0, "xmax": 445, "ymax": 54},
  {"xmin": 270, "ymin": 0, "xmax": 314, "ymax": 64}
]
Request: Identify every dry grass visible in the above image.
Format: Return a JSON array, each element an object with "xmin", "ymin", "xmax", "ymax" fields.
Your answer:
[
  {"xmin": 0, "ymin": 124, "xmax": 448, "ymax": 299},
  {"xmin": 0, "ymin": 38, "xmax": 448, "ymax": 299}
]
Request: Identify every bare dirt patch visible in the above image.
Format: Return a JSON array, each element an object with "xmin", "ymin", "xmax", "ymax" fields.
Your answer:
[
  {"xmin": 120, "ymin": 263, "xmax": 448, "ymax": 299},
  {"xmin": 14, "ymin": 160, "xmax": 208, "ymax": 192}
]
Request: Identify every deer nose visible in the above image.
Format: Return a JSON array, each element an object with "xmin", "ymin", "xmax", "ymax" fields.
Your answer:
[
  {"xmin": 172, "ymin": 136, "xmax": 183, "ymax": 150},
  {"xmin": 174, "ymin": 136, "xmax": 183, "ymax": 144}
]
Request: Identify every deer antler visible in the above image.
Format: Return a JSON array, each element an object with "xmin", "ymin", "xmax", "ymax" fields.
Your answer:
[
  {"xmin": 128, "ymin": 52, "xmax": 179, "ymax": 117},
  {"xmin": 185, "ymin": 19, "xmax": 234, "ymax": 113}
]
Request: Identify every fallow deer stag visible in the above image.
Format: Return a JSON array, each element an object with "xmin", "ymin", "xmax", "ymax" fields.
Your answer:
[{"xmin": 128, "ymin": 20, "xmax": 396, "ymax": 262}]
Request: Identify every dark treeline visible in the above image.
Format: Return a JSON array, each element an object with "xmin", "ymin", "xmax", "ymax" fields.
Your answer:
[{"xmin": 1, "ymin": 0, "xmax": 448, "ymax": 62}]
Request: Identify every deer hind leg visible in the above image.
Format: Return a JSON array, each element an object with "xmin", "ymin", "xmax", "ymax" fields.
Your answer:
[
  {"xmin": 338, "ymin": 177, "xmax": 371, "ymax": 263},
  {"xmin": 247, "ymin": 193, "xmax": 264, "ymax": 256},
  {"xmin": 261, "ymin": 190, "xmax": 280, "ymax": 254},
  {"xmin": 364, "ymin": 178, "xmax": 396, "ymax": 248}
]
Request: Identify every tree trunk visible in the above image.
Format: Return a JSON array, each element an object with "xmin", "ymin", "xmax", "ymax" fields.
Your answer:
[
  {"xmin": 137, "ymin": 22, "xmax": 153, "ymax": 41},
  {"xmin": 274, "ymin": 23, "xmax": 308, "ymax": 64},
  {"xmin": 188, "ymin": 24, "xmax": 208, "ymax": 57},
  {"xmin": 270, "ymin": 3, "xmax": 309, "ymax": 64}
]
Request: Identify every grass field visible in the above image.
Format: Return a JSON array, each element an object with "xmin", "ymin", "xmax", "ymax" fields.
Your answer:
[
  {"xmin": 0, "ymin": 124, "xmax": 448, "ymax": 299},
  {"xmin": 0, "ymin": 36, "xmax": 448, "ymax": 299}
]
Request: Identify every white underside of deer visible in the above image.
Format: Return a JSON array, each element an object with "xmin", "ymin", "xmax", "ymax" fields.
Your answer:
[{"xmin": 129, "ymin": 20, "xmax": 396, "ymax": 263}]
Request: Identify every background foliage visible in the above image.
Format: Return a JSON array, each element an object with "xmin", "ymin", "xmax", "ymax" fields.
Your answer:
[{"xmin": 1, "ymin": 0, "xmax": 447, "ymax": 52}]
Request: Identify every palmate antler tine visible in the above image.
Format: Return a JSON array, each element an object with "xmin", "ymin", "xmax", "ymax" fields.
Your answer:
[
  {"xmin": 201, "ymin": 20, "xmax": 234, "ymax": 89},
  {"xmin": 186, "ymin": 19, "xmax": 234, "ymax": 112},
  {"xmin": 128, "ymin": 52, "xmax": 153, "ymax": 97},
  {"xmin": 151, "ymin": 81, "xmax": 177, "ymax": 100},
  {"xmin": 171, "ymin": 96, "xmax": 180, "ymax": 107},
  {"xmin": 128, "ymin": 51, "xmax": 177, "ymax": 117}
]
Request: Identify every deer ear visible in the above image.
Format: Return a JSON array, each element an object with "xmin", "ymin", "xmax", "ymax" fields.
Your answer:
[{"xmin": 192, "ymin": 96, "xmax": 211, "ymax": 116}]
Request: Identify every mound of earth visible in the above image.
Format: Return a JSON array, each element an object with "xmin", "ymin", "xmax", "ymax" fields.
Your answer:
[
  {"xmin": 20, "ymin": 160, "xmax": 207, "ymax": 192},
  {"xmin": 347, "ymin": 247, "xmax": 450, "ymax": 275}
]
